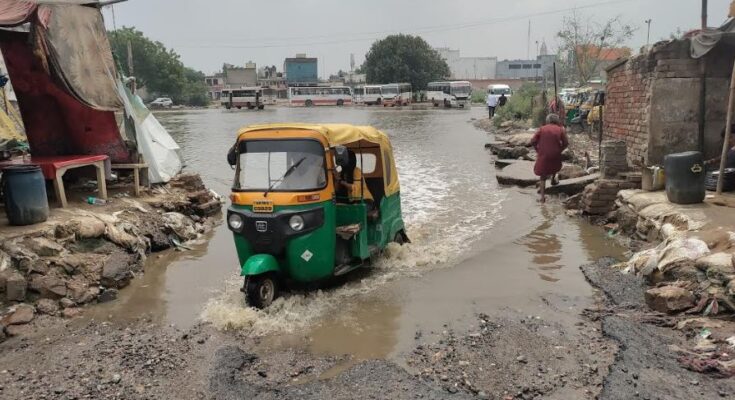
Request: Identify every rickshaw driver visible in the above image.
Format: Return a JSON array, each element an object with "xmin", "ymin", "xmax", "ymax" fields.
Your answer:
[{"xmin": 337, "ymin": 149, "xmax": 375, "ymax": 206}]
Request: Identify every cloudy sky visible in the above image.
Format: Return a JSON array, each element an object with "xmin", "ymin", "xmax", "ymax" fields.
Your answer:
[{"xmin": 104, "ymin": 0, "xmax": 733, "ymax": 77}]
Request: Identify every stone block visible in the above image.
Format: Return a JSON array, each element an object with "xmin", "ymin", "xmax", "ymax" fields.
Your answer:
[
  {"xmin": 5, "ymin": 272, "xmax": 27, "ymax": 302},
  {"xmin": 645, "ymin": 286, "xmax": 695, "ymax": 314}
]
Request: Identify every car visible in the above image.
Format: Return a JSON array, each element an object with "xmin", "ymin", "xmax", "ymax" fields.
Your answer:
[{"xmin": 150, "ymin": 97, "xmax": 173, "ymax": 108}]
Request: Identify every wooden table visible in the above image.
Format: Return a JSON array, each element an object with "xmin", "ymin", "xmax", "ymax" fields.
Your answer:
[
  {"xmin": 0, "ymin": 155, "xmax": 109, "ymax": 208},
  {"xmin": 111, "ymin": 163, "xmax": 149, "ymax": 197}
]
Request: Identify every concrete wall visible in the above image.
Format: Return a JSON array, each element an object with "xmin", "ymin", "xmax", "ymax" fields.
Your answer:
[
  {"xmin": 224, "ymin": 67, "xmax": 257, "ymax": 87},
  {"xmin": 436, "ymin": 48, "xmax": 497, "ymax": 80},
  {"xmin": 604, "ymin": 39, "xmax": 735, "ymax": 166}
]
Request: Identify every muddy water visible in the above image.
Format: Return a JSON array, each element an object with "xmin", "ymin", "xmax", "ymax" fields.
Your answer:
[{"xmin": 89, "ymin": 106, "xmax": 624, "ymax": 362}]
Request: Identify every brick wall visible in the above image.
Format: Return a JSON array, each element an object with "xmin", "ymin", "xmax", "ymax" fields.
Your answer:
[
  {"xmin": 603, "ymin": 54, "xmax": 653, "ymax": 165},
  {"xmin": 604, "ymin": 39, "xmax": 735, "ymax": 166}
]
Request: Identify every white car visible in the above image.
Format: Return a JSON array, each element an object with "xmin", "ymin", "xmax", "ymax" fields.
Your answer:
[{"xmin": 150, "ymin": 97, "xmax": 173, "ymax": 108}]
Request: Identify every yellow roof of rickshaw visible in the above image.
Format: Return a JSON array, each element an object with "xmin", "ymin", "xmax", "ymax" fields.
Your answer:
[
  {"xmin": 236, "ymin": 123, "xmax": 401, "ymax": 196},
  {"xmin": 237, "ymin": 123, "xmax": 392, "ymax": 149}
]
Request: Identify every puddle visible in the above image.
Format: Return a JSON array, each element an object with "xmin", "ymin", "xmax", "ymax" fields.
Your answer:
[{"xmin": 85, "ymin": 107, "xmax": 625, "ymax": 365}]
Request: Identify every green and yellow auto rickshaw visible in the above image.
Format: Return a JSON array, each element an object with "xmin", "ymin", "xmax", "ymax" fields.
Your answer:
[{"xmin": 226, "ymin": 124, "xmax": 408, "ymax": 308}]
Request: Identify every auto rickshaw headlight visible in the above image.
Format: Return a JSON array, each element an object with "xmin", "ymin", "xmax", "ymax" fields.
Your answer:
[
  {"xmin": 228, "ymin": 213, "xmax": 244, "ymax": 230},
  {"xmin": 289, "ymin": 215, "xmax": 305, "ymax": 232}
]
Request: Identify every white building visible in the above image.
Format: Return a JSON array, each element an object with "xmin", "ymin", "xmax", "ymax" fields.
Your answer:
[{"xmin": 435, "ymin": 48, "xmax": 497, "ymax": 80}]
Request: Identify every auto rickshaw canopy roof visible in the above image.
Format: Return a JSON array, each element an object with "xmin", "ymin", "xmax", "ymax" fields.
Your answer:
[{"xmin": 236, "ymin": 123, "xmax": 400, "ymax": 196}]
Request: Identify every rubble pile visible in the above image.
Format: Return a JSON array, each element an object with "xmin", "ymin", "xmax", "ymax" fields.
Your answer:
[
  {"xmin": 0, "ymin": 174, "xmax": 221, "ymax": 341},
  {"xmin": 599, "ymin": 190, "xmax": 735, "ymax": 316}
]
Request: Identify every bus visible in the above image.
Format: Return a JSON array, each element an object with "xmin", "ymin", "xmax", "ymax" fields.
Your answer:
[
  {"xmin": 261, "ymin": 87, "xmax": 278, "ymax": 106},
  {"xmin": 486, "ymin": 84, "xmax": 513, "ymax": 105},
  {"xmin": 221, "ymin": 87, "xmax": 266, "ymax": 110},
  {"xmin": 381, "ymin": 83, "xmax": 411, "ymax": 107},
  {"xmin": 362, "ymin": 85, "xmax": 384, "ymax": 105},
  {"xmin": 427, "ymin": 81, "xmax": 472, "ymax": 108},
  {"xmin": 288, "ymin": 86, "xmax": 353, "ymax": 107}
]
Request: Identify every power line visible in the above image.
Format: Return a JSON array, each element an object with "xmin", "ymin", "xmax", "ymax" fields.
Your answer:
[{"xmin": 174, "ymin": 0, "xmax": 642, "ymax": 49}]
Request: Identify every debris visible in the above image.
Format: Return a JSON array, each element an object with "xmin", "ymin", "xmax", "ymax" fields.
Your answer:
[
  {"xmin": 5, "ymin": 271, "xmax": 27, "ymax": 301},
  {"xmin": 35, "ymin": 298, "xmax": 60, "ymax": 315},
  {"xmin": 86, "ymin": 196, "xmax": 108, "ymax": 206},
  {"xmin": 1, "ymin": 304, "xmax": 35, "ymax": 326},
  {"xmin": 644, "ymin": 286, "xmax": 695, "ymax": 313}
]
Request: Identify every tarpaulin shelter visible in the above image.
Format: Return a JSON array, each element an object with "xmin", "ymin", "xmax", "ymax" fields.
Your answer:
[
  {"xmin": 691, "ymin": 18, "xmax": 735, "ymax": 59},
  {"xmin": 0, "ymin": 0, "xmax": 182, "ymax": 183}
]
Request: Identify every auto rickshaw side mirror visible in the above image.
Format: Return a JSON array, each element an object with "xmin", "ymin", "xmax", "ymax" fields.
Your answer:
[
  {"xmin": 334, "ymin": 146, "xmax": 349, "ymax": 168},
  {"xmin": 227, "ymin": 144, "xmax": 237, "ymax": 166}
]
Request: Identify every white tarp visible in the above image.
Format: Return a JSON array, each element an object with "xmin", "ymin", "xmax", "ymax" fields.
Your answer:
[
  {"xmin": 691, "ymin": 18, "xmax": 735, "ymax": 59},
  {"xmin": 117, "ymin": 80, "xmax": 182, "ymax": 184}
]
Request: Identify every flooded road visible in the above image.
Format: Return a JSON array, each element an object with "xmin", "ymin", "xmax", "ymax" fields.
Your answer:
[{"xmin": 90, "ymin": 106, "xmax": 624, "ymax": 362}]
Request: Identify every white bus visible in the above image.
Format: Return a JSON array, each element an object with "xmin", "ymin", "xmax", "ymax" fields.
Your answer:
[
  {"xmin": 288, "ymin": 86, "xmax": 353, "ymax": 107},
  {"xmin": 362, "ymin": 85, "xmax": 384, "ymax": 105},
  {"xmin": 221, "ymin": 87, "xmax": 266, "ymax": 110},
  {"xmin": 381, "ymin": 83, "xmax": 411, "ymax": 107},
  {"xmin": 427, "ymin": 81, "xmax": 472, "ymax": 108},
  {"xmin": 486, "ymin": 84, "xmax": 513, "ymax": 105},
  {"xmin": 261, "ymin": 87, "xmax": 278, "ymax": 106}
]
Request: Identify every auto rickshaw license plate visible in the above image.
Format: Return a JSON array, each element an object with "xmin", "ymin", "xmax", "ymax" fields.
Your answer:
[{"xmin": 253, "ymin": 200, "xmax": 274, "ymax": 213}]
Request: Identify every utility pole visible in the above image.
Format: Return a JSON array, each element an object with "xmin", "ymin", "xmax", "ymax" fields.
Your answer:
[
  {"xmin": 527, "ymin": 20, "xmax": 531, "ymax": 60},
  {"xmin": 701, "ymin": 0, "xmax": 708, "ymax": 30},
  {"xmin": 126, "ymin": 40, "xmax": 136, "ymax": 94},
  {"xmin": 645, "ymin": 19, "xmax": 652, "ymax": 49}
]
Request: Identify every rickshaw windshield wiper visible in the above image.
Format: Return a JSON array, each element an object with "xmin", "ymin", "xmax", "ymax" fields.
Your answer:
[{"xmin": 263, "ymin": 157, "xmax": 306, "ymax": 197}]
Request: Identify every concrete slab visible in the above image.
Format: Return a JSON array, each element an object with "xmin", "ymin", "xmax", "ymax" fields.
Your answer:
[
  {"xmin": 495, "ymin": 160, "xmax": 538, "ymax": 187},
  {"xmin": 546, "ymin": 173, "xmax": 601, "ymax": 196},
  {"xmin": 619, "ymin": 189, "xmax": 735, "ymax": 232},
  {"xmin": 496, "ymin": 160, "xmax": 598, "ymax": 194},
  {"xmin": 493, "ymin": 159, "xmax": 521, "ymax": 168}
]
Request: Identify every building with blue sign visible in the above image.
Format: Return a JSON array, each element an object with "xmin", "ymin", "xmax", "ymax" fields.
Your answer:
[{"xmin": 284, "ymin": 54, "xmax": 318, "ymax": 85}]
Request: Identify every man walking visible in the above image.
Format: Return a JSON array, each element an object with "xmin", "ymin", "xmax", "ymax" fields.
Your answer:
[
  {"xmin": 487, "ymin": 92, "xmax": 498, "ymax": 119},
  {"xmin": 498, "ymin": 93, "xmax": 508, "ymax": 108}
]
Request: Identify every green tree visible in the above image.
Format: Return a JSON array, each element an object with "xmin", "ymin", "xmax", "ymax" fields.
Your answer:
[
  {"xmin": 108, "ymin": 27, "xmax": 208, "ymax": 106},
  {"xmin": 361, "ymin": 34, "xmax": 449, "ymax": 90}
]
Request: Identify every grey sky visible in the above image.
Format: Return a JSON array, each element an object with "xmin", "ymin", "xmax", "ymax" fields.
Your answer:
[{"xmin": 104, "ymin": 0, "xmax": 732, "ymax": 77}]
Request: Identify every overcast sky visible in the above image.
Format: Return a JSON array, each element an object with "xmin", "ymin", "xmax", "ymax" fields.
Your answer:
[{"xmin": 103, "ymin": 0, "xmax": 733, "ymax": 77}]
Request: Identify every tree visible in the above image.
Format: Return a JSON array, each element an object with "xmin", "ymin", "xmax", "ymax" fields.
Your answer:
[
  {"xmin": 557, "ymin": 12, "xmax": 635, "ymax": 86},
  {"xmin": 361, "ymin": 34, "xmax": 449, "ymax": 90},
  {"xmin": 108, "ymin": 27, "xmax": 208, "ymax": 106}
]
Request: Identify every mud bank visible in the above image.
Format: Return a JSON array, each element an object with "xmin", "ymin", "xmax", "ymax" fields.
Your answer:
[
  {"xmin": 581, "ymin": 258, "xmax": 735, "ymax": 399},
  {"xmin": 0, "ymin": 173, "xmax": 221, "ymax": 341}
]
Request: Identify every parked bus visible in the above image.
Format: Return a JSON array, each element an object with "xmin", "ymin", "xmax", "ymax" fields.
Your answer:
[
  {"xmin": 427, "ymin": 81, "xmax": 472, "ymax": 108},
  {"xmin": 486, "ymin": 84, "xmax": 513, "ymax": 105},
  {"xmin": 353, "ymin": 86, "xmax": 365, "ymax": 104},
  {"xmin": 381, "ymin": 83, "xmax": 411, "ymax": 107},
  {"xmin": 362, "ymin": 85, "xmax": 384, "ymax": 105},
  {"xmin": 221, "ymin": 87, "xmax": 266, "ymax": 110},
  {"xmin": 261, "ymin": 87, "xmax": 278, "ymax": 106},
  {"xmin": 288, "ymin": 86, "xmax": 353, "ymax": 107}
]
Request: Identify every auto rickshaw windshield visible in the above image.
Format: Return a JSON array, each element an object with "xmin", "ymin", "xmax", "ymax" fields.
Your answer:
[{"xmin": 234, "ymin": 139, "xmax": 327, "ymax": 192}]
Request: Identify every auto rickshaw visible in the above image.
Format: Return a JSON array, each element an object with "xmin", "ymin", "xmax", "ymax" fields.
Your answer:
[{"xmin": 226, "ymin": 124, "xmax": 409, "ymax": 308}]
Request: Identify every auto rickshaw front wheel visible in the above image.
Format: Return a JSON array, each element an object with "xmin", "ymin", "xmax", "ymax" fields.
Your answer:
[{"xmin": 244, "ymin": 273, "xmax": 279, "ymax": 309}]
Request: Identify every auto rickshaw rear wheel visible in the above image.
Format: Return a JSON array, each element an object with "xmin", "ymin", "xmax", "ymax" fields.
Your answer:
[
  {"xmin": 245, "ymin": 274, "xmax": 279, "ymax": 309},
  {"xmin": 394, "ymin": 230, "xmax": 409, "ymax": 245}
]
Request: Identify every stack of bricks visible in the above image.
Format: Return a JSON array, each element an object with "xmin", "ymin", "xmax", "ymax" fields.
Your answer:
[
  {"xmin": 582, "ymin": 178, "xmax": 641, "ymax": 215},
  {"xmin": 582, "ymin": 140, "xmax": 639, "ymax": 214},
  {"xmin": 600, "ymin": 140, "xmax": 629, "ymax": 178}
]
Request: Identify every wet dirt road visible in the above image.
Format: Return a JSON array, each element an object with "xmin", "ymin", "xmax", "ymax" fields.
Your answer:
[{"xmin": 88, "ymin": 106, "xmax": 623, "ymax": 360}]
